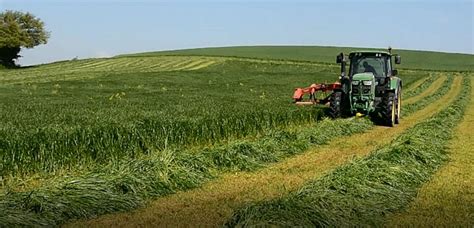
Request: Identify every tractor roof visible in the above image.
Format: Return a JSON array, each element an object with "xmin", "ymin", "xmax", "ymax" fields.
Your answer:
[{"xmin": 350, "ymin": 50, "xmax": 392, "ymax": 56}]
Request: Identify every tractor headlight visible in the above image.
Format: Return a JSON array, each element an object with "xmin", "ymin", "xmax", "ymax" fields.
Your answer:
[
  {"xmin": 362, "ymin": 80, "xmax": 373, "ymax": 86},
  {"xmin": 352, "ymin": 80, "xmax": 360, "ymax": 86}
]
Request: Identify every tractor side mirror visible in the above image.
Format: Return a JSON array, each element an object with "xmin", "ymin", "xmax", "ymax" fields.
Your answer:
[
  {"xmin": 392, "ymin": 69, "xmax": 398, "ymax": 76},
  {"xmin": 336, "ymin": 53, "xmax": 345, "ymax": 63},
  {"xmin": 395, "ymin": 55, "xmax": 401, "ymax": 64}
]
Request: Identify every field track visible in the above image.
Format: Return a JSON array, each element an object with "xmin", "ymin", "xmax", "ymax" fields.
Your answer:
[
  {"xmin": 386, "ymin": 77, "xmax": 474, "ymax": 227},
  {"xmin": 73, "ymin": 75, "xmax": 463, "ymax": 227}
]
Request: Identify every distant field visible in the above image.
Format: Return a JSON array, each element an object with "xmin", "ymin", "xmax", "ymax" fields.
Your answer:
[{"xmin": 124, "ymin": 46, "xmax": 474, "ymax": 72}]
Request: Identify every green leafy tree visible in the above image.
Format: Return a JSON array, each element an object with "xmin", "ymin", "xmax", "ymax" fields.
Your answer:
[{"xmin": 0, "ymin": 10, "xmax": 50, "ymax": 67}]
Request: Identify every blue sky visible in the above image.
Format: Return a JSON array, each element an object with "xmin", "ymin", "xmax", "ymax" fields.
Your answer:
[{"xmin": 1, "ymin": 0, "xmax": 473, "ymax": 65}]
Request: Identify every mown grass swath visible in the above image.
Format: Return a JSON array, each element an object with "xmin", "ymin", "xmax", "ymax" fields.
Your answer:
[
  {"xmin": 402, "ymin": 74, "xmax": 437, "ymax": 98},
  {"xmin": 403, "ymin": 74, "xmax": 454, "ymax": 115},
  {"xmin": 226, "ymin": 76, "xmax": 470, "ymax": 227}
]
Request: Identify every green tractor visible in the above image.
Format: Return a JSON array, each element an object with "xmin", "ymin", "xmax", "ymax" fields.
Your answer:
[{"xmin": 292, "ymin": 48, "xmax": 402, "ymax": 126}]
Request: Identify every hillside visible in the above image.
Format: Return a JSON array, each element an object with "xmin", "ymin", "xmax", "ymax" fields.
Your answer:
[{"xmin": 122, "ymin": 46, "xmax": 474, "ymax": 72}]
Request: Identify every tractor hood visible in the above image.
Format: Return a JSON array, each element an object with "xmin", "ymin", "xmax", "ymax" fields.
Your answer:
[{"xmin": 352, "ymin": 72, "xmax": 375, "ymax": 81}]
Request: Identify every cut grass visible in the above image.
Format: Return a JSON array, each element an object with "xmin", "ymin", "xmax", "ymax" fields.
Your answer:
[
  {"xmin": 70, "ymin": 75, "xmax": 462, "ymax": 227},
  {"xmin": 403, "ymin": 76, "xmax": 430, "ymax": 94},
  {"xmin": 403, "ymin": 74, "xmax": 442, "ymax": 104},
  {"xmin": 403, "ymin": 74, "xmax": 455, "ymax": 116},
  {"xmin": 386, "ymin": 76, "xmax": 474, "ymax": 227},
  {"xmin": 226, "ymin": 76, "xmax": 470, "ymax": 227}
]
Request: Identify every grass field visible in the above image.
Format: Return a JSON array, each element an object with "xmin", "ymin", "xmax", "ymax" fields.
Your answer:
[
  {"xmin": 0, "ymin": 46, "xmax": 472, "ymax": 226},
  {"xmin": 124, "ymin": 46, "xmax": 474, "ymax": 71}
]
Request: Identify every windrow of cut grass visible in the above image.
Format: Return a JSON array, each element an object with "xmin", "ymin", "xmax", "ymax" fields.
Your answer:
[
  {"xmin": 403, "ymin": 74, "xmax": 438, "ymax": 100},
  {"xmin": 403, "ymin": 74, "xmax": 454, "ymax": 115},
  {"xmin": 226, "ymin": 75, "xmax": 470, "ymax": 227},
  {"xmin": 387, "ymin": 76, "xmax": 474, "ymax": 227},
  {"xmin": 0, "ymin": 118, "xmax": 373, "ymax": 227},
  {"xmin": 403, "ymin": 76, "xmax": 430, "ymax": 94},
  {"xmin": 0, "ymin": 56, "xmax": 223, "ymax": 85}
]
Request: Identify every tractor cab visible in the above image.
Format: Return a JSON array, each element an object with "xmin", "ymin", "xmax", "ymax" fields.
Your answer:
[
  {"xmin": 342, "ymin": 51, "xmax": 401, "ymax": 114},
  {"xmin": 348, "ymin": 51, "xmax": 401, "ymax": 91}
]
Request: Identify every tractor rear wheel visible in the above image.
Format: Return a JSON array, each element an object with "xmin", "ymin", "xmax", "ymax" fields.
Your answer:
[
  {"xmin": 382, "ymin": 91, "xmax": 396, "ymax": 127},
  {"xmin": 329, "ymin": 91, "xmax": 343, "ymax": 118}
]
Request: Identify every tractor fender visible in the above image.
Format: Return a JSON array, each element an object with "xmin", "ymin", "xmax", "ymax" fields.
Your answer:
[{"xmin": 388, "ymin": 77, "xmax": 402, "ymax": 99}]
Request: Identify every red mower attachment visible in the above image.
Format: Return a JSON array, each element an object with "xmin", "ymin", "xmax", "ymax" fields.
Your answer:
[{"xmin": 293, "ymin": 82, "xmax": 341, "ymax": 105}]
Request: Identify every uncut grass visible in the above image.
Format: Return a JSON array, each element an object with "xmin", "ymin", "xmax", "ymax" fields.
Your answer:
[
  {"xmin": 0, "ymin": 60, "xmax": 332, "ymax": 176},
  {"xmin": 227, "ymin": 76, "xmax": 470, "ymax": 227}
]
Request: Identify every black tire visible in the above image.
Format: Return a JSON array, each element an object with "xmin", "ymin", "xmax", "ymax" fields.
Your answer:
[
  {"xmin": 382, "ymin": 91, "xmax": 396, "ymax": 127},
  {"xmin": 329, "ymin": 91, "xmax": 343, "ymax": 118},
  {"xmin": 395, "ymin": 89, "xmax": 401, "ymax": 124}
]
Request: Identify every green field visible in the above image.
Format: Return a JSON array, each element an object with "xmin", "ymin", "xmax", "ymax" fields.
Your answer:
[
  {"xmin": 125, "ymin": 46, "xmax": 474, "ymax": 71},
  {"xmin": 0, "ymin": 46, "xmax": 472, "ymax": 227}
]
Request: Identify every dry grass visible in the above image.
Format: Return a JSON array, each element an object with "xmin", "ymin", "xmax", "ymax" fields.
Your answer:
[
  {"xmin": 386, "ymin": 77, "xmax": 474, "ymax": 227},
  {"xmin": 70, "ymin": 75, "xmax": 463, "ymax": 228}
]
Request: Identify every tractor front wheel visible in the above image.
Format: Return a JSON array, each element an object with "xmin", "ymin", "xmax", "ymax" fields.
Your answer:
[
  {"xmin": 329, "ymin": 91, "xmax": 343, "ymax": 118},
  {"xmin": 382, "ymin": 91, "xmax": 396, "ymax": 127}
]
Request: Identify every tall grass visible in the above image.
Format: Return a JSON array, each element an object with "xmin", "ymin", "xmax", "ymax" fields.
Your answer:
[
  {"xmin": 226, "ymin": 76, "xmax": 470, "ymax": 227},
  {"xmin": 0, "ymin": 59, "xmax": 337, "ymax": 176},
  {"xmin": 0, "ymin": 118, "xmax": 374, "ymax": 227},
  {"xmin": 0, "ymin": 107, "xmax": 322, "ymax": 176}
]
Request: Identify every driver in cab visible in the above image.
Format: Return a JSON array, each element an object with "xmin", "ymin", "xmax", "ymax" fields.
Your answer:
[{"xmin": 363, "ymin": 61, "xmax": 376, "ymax": 75}]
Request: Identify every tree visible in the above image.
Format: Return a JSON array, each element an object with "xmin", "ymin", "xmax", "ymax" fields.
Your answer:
[{"xmin": 0, "ymin": 10, "xmax": 50, "ymax": 67}]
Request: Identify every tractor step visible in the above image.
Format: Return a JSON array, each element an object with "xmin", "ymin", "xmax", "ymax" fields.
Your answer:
[{"xmin": 295, "ymin": 101, "xmax": 316, "ymax": 106}]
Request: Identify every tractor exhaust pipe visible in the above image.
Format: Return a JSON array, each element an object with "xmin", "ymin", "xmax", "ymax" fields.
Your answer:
[{"xmin": 336, "ymin": 53, "xmax": 346, "ymax": 78}]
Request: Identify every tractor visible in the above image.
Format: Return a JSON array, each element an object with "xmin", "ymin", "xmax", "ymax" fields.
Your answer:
[{"xmin": 292, "ymin": 48, "xmax": 402, "ymax": 126}]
